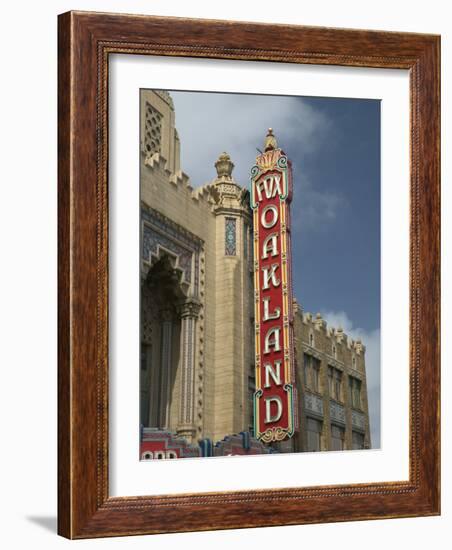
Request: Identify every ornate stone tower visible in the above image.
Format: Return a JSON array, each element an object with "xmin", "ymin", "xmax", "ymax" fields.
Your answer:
[{"xmin": 210, "ymin": 153, "xmax": 255, "ymax": 442}]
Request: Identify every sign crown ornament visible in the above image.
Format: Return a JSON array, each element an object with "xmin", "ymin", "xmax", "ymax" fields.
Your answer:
[
  {"xmin": 255, "ymin": 130, "xmax": 283, "ymax": 172},
  {"xmin": 264, "ymin": 127, "xmax": 278, "ymax": 151}
]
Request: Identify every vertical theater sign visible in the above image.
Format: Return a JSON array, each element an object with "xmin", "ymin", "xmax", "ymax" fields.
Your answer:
[{"xmin": 251, "ymin": 129, "xmax": 298, "ymax": 444}]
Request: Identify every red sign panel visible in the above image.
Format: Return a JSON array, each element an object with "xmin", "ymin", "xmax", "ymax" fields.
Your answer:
[
  {"xmin": 251, "ymin": 135, "xmax": 298, "ymax": 443},
  {"xmin": 140, "ymin": 429, "xmax": 200, "ymax": 460}
]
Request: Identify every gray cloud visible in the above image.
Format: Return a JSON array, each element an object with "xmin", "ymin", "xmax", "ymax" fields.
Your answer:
[
  {"xmin": 320, "ymin": 310, "xmax": 381, "ymax": 449},
  {"xmin": 291, "ymin": 173, "xmax": 348, "ymax": 231}
]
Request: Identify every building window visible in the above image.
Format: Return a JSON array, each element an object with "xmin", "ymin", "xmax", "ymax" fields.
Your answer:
[
  {"xmin": 328, "ymin": 366, "xmax": 343, "ymax": 402},
  {"xmin": 331, "ymin": 424, "xmax": 345, "ymax": 451},
  {"xmin": 306, "ymin": 418, "xmax": 322, "ymax": 452},
  {"xmin": 144, "ymin": 102, "xmax": 162, "ymax": 156},
  {"xmin": 309, "ymin": 332, "xmax": 314, "ymax": 346},
  {"xmin": 352, "ymin": 431, "xmax": 365, "ymax": 450},
  {"xmin": 349, "ymin": 376, "xmax": 362, "ymax": 409},
  {"xmin": 225, "ymin": 217, "xmax": 237, "ymax": 256},
  {"xmin": 303, "ymin": 354, "xmax": 321, "ymax": 392},
  {"xmin": 332, "ymin": 344, "xmax": 337, "ymax": 358}
]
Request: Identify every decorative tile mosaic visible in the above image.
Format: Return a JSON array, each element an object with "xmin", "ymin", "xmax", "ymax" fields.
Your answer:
[{"xmin": 225, "ymin": 217, "xmax": 237, "ymax": 256}]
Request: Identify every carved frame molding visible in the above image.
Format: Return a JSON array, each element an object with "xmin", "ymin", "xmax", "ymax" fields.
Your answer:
[{"xmin": 58, "ymin": 11, "xmax": 440, "ymax": 538}]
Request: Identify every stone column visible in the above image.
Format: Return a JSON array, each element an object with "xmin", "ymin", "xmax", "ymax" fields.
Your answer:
[
  {"xmin": 320, "ymin": 356, "xmax": 332, "ymax": 451},
  {"xmin": 177, "ymin": 298, "xmax": 201, "ymax": 443},
  {"xmin": 343, "ymin": 370, "xmax": 353, "ymax": 450},
  {"xmin": 211, "ymin": 152, "xmax": 252, "ymax": 441},
  {"xmin": 158, "ymin": 308, "xmax": 173, "ymax": 429}
]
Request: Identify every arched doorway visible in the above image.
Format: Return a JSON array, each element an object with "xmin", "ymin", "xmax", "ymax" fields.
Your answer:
[{"xmin": 140, "ymin": 254, "xmax": 185, "ymax": 430}]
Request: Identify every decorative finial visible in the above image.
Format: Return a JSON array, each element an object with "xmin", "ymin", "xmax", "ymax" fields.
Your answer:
[
  {"xmin": 264, "ymin": 128, "xmax": 278, "ymax": 152},
  {"xmin": 292, "ymin": 298, "xmax": 302, "ymax": 315},
  {"xmin": 215, "ymin": 152, "xmax": 234, "ymax": 178}
]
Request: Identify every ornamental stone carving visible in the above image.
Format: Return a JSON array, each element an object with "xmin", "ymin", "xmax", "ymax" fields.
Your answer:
[
  {"xmin": 352, "ymin": 410, "xmax": 366, "ymax": 431},
  {"xmin": 304, "ymin": 392, "xmax": 324, "ymax": 417},
  {"xmin": 141, "ymin": 205, "xmax": 203, "ymax": 295},
  {"xmin": 330, "ymin": 400, "xmax": 346, "ymax": 425},
  {"xmin": 212, "ymin": 152, "xmax": 244, "ymax": 204},
  {"xmin": 179, "ymin": 298, "xmax": 202, "ymax": 319},
  {"xmin": 215, "ymin": 152, "xmax": 234, "ymax": 178},
  {"xmin": 177, "ymin": 298, "xmax": 202, "ymax": 443}
]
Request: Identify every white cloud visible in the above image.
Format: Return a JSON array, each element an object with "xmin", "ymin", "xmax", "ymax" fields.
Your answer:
[
  {"xmin": 172, "ymin": 91, "xmax": 330, "ymax": 181},
  {"xmin": 171, "ymin": 91, "xmax": 342, "ymax": 232},
  {"xmin": 321, "ymin": 310, "xmax": 381, "ymax": 449}
]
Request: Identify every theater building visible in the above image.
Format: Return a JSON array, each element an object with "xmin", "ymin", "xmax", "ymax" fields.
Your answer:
[{"xmin": 139, "ymin": 90, "xmax": 371, "ymax": 458}]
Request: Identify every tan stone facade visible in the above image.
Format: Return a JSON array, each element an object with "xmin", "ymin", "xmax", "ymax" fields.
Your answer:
[
  {"xmin": 140, "ymin": 90, "xmax": 253, "ymax": 444},
  {"xmin": 140, "ymin": 90, "xmax": 371, "ymax": 451},
  {"xmin": 293, "ymin": 306, "xmax": 371, "ymax": 451}
]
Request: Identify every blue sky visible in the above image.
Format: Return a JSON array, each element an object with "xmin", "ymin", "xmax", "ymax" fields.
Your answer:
[{"xmin": 170, "ymin": 90, "xmax": 381, "ymax": 447}]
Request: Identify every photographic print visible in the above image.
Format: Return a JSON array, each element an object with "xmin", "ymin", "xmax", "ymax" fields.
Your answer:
[{"xmin": 139, "ymin": 89, "xmax": 380, "ymax": 460}]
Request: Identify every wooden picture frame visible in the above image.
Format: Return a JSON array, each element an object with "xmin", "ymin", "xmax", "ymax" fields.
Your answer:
[{"xmin": 58, "ymin": 10, "xmax": 440, "ymax": 538}]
